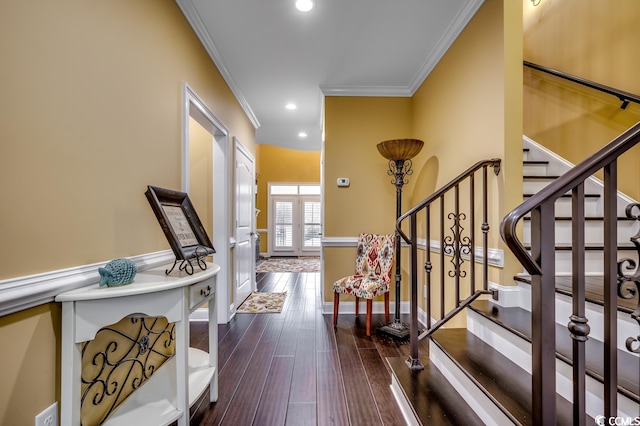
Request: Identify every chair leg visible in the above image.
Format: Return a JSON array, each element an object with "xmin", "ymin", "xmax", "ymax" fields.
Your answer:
[
  {"xmin": 384, "ymin": 292, "xmax": 390, "ymax": 323},
  {"xmin": 355, "ymin": 296, "xmax": 359, "ymax": 316},
  {"xmin": 366, "ymin": 299, "xmax": 373, "ymax": 336},
  {"xmin": 333, "ymin": 292, "xmax": 339, "ymax": 328}
]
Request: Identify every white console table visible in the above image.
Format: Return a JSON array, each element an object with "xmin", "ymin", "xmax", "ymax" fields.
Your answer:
[{"xmin": 56, "ymin": 262, "xmax": 220, "ymax": 426}]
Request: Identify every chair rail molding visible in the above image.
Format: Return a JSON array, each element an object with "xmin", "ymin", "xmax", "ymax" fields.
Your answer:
[{"xmin": 0, "ymin": 250, "xmax": 174, "ymax": 317}]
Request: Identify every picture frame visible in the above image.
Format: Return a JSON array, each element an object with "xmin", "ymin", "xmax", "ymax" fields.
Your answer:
[{"xmin": 145, "ymin": 185, "xmax": 215, "ymax": 263}]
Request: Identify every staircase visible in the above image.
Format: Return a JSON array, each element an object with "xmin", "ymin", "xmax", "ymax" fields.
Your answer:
[{"xmin": 388, "ymin": 131, "xmax": 640, "ymax": 425}]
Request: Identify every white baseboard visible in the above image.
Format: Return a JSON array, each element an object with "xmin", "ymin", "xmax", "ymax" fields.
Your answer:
[
  {"xmin": 488, "ymin": 282, "xmax": 522, "ymax": 308},
  {"xmin": 322, "ymin": 300, "xmax": 412, "ymax": 315}
]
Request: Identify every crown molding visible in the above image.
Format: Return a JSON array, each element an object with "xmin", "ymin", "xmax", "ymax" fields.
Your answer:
[
  {"xmin": 408, "ymin": 0, "xmax": 485, "ymax": 93},
  {"xmin": 321, "ymin": 0, "xmax": 485, "ymax": 98},
  {"xmin": 175, "ymin": 0, "xmax": 260, "ymax": 129},
  {"xmin": 320, "ymin": 85, "xmax": 413, "ymax": 97}
]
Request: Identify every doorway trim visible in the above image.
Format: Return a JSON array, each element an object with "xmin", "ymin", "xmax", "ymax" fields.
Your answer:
[{"xmin": 182, "ymin": 82, "xmax": 230, "ymax": 324}]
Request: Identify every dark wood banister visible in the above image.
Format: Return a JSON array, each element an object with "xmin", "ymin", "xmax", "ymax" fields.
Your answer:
[
  {"xmin": 524, "ymin": 61, "xmax": 640, "ymax": 109},
  {"xmin": 501, "ymin": 121, "xmax": 640, "ymax": 274}
]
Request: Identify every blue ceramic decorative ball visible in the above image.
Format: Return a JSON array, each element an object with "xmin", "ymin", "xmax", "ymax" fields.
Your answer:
[{"xmin": 99, "ymin": 258, "xmax": 137, "ymax": 287}]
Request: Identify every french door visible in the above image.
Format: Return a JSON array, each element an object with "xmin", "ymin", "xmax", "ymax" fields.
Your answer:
[{"xmin": 270, "ymin": 184, "xmax": 321, "ymax": 256}]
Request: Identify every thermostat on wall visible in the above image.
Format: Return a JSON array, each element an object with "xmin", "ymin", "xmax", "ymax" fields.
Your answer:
[{"xmin": 337, "ymin": 177, "xmax": 350, "ymax": 187}]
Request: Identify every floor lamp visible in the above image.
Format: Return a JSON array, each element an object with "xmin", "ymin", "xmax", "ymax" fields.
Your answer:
[{"xmin": 376, "ymin": 138, "xmax": 424, "ymax": 339}]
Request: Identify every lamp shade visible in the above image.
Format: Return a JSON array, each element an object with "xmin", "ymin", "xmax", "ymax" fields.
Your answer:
[{"xmin": 376, "ymin": 139, "xmax": 424, "ymax": 161}]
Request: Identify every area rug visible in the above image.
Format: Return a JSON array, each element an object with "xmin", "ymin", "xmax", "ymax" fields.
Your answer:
[
  {"xmin": 256, "ymin": 257, "xmax": 320, "ymax": 273},
  {"xmin": 236, "ymin": 292, "xmax": 287, "ymax": 314}
]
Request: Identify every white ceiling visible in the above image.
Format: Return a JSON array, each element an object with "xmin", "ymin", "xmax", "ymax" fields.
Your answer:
[{"xmin": 176, "ymin": 0, "xmax": 484, "ymax": 151}]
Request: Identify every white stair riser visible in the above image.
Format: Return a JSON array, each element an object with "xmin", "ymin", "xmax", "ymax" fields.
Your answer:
[
  {"xmin": 554, "ymin": 292, "xmax": 640, "ymax": 356},
  {"xmin": 546, "ymin": 197, "xmax": 602, "ymax": 218},
  {"xmin": 524, "ymin": 178, "xmax": 557, "ymax": 193},
  {"xmin": 468, "ymin": 309, "xmax": 639, "ymax": 418},
  {"xmin": 553, "ymin": 249, "xmax": 638, "ymax": 275},
  {"xmin": 523, "ymin": 163, "xmax": 549, "ymax": 176},
  {"xmin": 522, "ymin": 219, "xmax": 639, "ymax": 245}
]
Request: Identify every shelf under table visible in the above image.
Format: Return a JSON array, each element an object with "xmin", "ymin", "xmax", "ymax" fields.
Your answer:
[{"xmin": 103, "ymin": 348, "xmax": 215, "ymax": 426}]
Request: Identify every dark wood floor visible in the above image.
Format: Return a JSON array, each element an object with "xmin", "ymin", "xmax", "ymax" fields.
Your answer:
[{"xmin": 188, "ymin": 271, "xmax": 425, "ymax": 425}]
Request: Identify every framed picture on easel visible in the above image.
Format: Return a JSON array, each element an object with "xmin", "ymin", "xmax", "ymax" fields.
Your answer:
[{"xmin": 145, "ymin": 185, "xmax": 215, "ymax": 274}]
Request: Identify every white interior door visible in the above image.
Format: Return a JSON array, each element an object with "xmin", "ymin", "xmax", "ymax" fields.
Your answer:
[{"xmin": 234, "ymin": 139, "xmax": 255, "ymax": 310}]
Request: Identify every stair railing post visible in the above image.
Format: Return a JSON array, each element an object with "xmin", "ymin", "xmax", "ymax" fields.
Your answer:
[
  {"xmin": 531, "ymin": 202, "xmax": 557, "ymax": 425},
  {"xmin": 407, "ymin": 213, "xmax": 424, "ymax": 370},
  {"xmin": 603, "ymin": 161, "xmax": 618, "ymax": 417}
]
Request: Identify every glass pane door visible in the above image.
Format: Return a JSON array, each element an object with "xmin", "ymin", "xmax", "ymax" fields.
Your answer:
[
  {"xmin": 301, "ymin": 197, "xmax": 321, "ymax": 254},
  {"xmin": 273, "ymin": 199, "xmax": 294, "ymax": 252}
]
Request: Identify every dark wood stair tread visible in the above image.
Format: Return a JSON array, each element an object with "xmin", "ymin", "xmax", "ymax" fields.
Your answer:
[
  {"xmin": 386, "ymin": 356, "xmax": 483, "ymax": 426},
  {"xmin": 523, "ymin": 175, "xmax": 560, "ymax": 179},
  {"xmin": 431, "ymin": 328, "xmax": 577, "ymax": 426},
  {"xmin": 469, "ymin": 299, "xmax": 640, "ymax": 402},
  {"xmin": 524, "ymin": 244, "xmax": 636, "ymax": 250},
  {"xmin": 523, "ymin": 160, "xmax": 549, "ymax": 165},
  {"xmin": 522, "ymin": 216, "xmax": 635, "ymax": 221}
]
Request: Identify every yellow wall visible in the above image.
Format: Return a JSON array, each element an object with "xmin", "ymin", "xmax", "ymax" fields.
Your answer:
[
  {"xmin": 322, "ymin": 0, "xmax": 523, "ymax": 313},
  {"xmin": 189, "ymin": 117, "xmax": 215, "ymax": 238},
  {"xmin": 0, "ymin": 1, "xmax": 255, "ymax": 423},
  {"xmin": 0, "ymin": 305, "xmax": 61, "ymax": 426},
  {"xmin": 412, "ymin": 0, "xmax": 523, "ymax": 290},
  {"xmin": 323, "ymin": 97, "xmax": 413, "ymax": 302},
  {"xmin": 255, "ymin": 144, "xmax": 321, "ymax": 252},
  {"xmin": 523, "ymin": 0, "xmax": 640, "ymax": 199}
]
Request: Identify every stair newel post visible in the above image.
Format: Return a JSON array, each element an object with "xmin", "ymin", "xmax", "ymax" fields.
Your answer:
[
  {"xmin": 570, "ymin": 183, "xmax": 588, "ymax": 425},
  {"xmin": 531, "ymin": 202, "xmax": 557, "ymax": 425},
  {"xmin": 407, "ymin": 213, "xmax": 424, "ymax": 370},
  {"xmin": 603, "ymin": 161, "xmax": 619, "ymax": 417}
]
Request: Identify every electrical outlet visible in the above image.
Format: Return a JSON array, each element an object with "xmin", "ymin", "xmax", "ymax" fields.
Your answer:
[{"xmin": 35, "ymin": 402, "xmax": 57, "ymax": 426}]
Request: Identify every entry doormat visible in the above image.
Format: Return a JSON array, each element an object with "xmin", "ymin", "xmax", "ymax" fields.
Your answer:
[
  {"xmin": 256, "ymin": 257, "xmax": 320, "ymax": 273},
  {"xmin": 237, "ymin": 292, "xmax": 287, "ymax": 314}
]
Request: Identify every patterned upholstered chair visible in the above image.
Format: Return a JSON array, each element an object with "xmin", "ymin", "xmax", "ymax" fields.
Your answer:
[{"xmin": 332, "ymin": 233, "xmax": 395, "ymax": 336}]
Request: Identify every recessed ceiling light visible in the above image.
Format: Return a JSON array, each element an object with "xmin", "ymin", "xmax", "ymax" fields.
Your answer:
[
  {"xmin": 298, "ymin": 132, "xmax": 308, "ymax": 138},
  {"xmin": 295, "ymin": 0, "xmax": 313, "ymax": 12},
  {"xmin": 285, "ymin": 103, "xmax": 297, "ymax": 110}
]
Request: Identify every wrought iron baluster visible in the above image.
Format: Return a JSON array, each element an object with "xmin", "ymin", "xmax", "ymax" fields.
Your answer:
[
  {"xmin": 440, "ymin": 195, "xmax": 445, "ymax": 320},
  {"xmin": 425, "ymin": 205, "xmax": 432, "ymax": 328},
  {"xmin": 454, "ymin": 184, "xmax": 460, "ymax": 305},
  {"xmin": 470, "ymin": 173, "xmax": 476, "ymax": 293},
  {"xmin": 569, "ymin": 183, "xmax": 588, "ymax": 425},
  {"xmin": 482, "ymin": 165, "xmax": 489, "ymax": 290}
]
